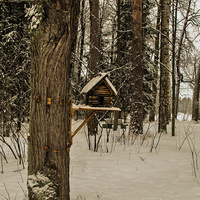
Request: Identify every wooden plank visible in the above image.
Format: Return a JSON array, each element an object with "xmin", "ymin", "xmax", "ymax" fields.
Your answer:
[
  {"xmin": 72, "ymin": 104, "xmax": 121, "ymax": 111},
  {"xmin": 68, "ymin": 100, "xmax": 121, "ymax": 151},
  {"xmin": 93, "ymin": 90, "xmax": 110, "ymax": 93}
]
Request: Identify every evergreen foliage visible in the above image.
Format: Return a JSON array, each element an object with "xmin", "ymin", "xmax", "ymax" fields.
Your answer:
[{"xmin": 0, "ymin": 2, "xmax": 31, "ymax": 135}]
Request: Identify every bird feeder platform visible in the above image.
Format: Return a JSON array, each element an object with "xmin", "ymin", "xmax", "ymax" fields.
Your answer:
[{"xmin": 67, "ymin": 99, "xmax": 121, "ymax": 151}]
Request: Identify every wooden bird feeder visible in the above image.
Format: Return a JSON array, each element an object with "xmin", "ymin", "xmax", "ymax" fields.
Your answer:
[
  {"xmin": 67, "ymin": 73, "xmax": 121, "ymax": 152},
  {"xmin": 81, "ymin": 73, "xmax": 117, "ymax": 107}
]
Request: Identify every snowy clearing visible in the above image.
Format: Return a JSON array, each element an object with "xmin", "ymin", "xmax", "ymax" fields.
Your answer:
[{"xmin": 0, "ymin": 118, "xmax": 200, "ymax": 200}]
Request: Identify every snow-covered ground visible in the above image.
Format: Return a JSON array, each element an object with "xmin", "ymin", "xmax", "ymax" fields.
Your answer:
[
  {"xmin": 1, "ymin": 117, "xmax": 200, "ymax": 200},
  {"xmin": 0, "ymin": 131, "xmax": 28, "ymax": 200}
]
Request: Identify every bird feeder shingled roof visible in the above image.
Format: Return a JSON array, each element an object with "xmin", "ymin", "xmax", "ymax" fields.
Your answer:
[
  {"xmin": 81, "ymin": 73, "xmax": 117, "ymax": 96},
  {"xmin": 81, "ymin": 73, "xmax": 117, "ymax": 107}
]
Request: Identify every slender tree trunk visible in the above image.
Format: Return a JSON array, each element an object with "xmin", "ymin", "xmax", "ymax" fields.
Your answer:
[
  {"xmin": 17, "ymin": 88, "xmax": 22, "ymax": 133},
  {"xmin": 175, "ymin": 0, "xmax": 192, "ymax": 118},
  {"xmin": 116, "ymin": 0, "xmax": 121, "ymax": 70},
  {"xmin": 89, "ymin": 0, "xmax": 100, "ymax": 75},
  {"xmin": 110, "ymin": 21, "xmax": 115, "ymax": 66},
  {"xmin": 28, "ymin": 1, "xmax": 80, "ymax": 199},
  {"xmin": 149, "ymin": 1, "xmax": 160, "ymax": 122},
  {"xmin": 130, "ymin": 0, "xmax": 143, "ymax": 135},
  {"xmin": 192, "ymin": 64, "xmax": 200, "ymax": 121},
  {"xmin": 87, "ymin": 0, "xmax": 99, "ymax": 137},
  {"xmin": 75, "ymin": 0, "xmax": 85, "ymax": 121},
  {"xmin": 158, "ymin": 0, "xmax": 171, "ymax": 133},
  {"xmin": 113, "ymin": 0, "xmax": 121, "ymax": 131},
  {"xmin": 171, "ymin": 0, "xmax": 178, "ymax": 136},
  {"xmin": 79, "ymin": 0, "xmax": 85, "ymax": 87}
]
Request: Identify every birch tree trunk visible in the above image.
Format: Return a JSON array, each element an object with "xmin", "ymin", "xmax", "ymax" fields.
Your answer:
[
  {"xmin": 158, "ymin": 0, "xmax": 171, "ymax": 133},
  {"xmin": 149, "ymin": 1, "xmax": 160, "ymax": 122},
  {"xmin": 28, "ymin": 1, "xmax": 80, "ymax": 199},
  {"xmin": 130, "ymin": 0, "xmax": 143, "ymax": 135}
]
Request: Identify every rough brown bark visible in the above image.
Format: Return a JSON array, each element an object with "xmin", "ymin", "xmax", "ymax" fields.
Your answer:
[
  {"xmin": 130, "ymin": 0, "xmax": 143, "ymax": 135},
  {"xmin": 28, "ymin": 1, "xmax": 80, "ymax": 199},
  {"xmin": 158, "ymin": 0, "xmax": 171, "ymax": 133},
  {"xmin": 89, "ymin": 0, "xmax": 100, "ymax": 75},
  {"xmin": 87, "ymin": 0, "xmax": 99, "ymax": 138},
  {"xmin": 113, "ymin": 0, "xmax": 121, "ymax": 131}
]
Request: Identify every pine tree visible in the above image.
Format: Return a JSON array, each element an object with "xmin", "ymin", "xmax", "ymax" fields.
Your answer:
[
  {"xmin": 158, "ymin": 0, "xmax": 171, "ymax": 133},
  {"xmin": 87, "ymin": 0, "xmax": 99, "ymax": 139},
  {"xmin": 130, "ymin": 0, "xmax": 143, "ymax": 135},
  {"xmin": 0, "ymin": 2, "xmax": 30, "ymax": 136}
]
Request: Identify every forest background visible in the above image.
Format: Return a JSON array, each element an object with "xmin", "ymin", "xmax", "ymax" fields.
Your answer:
[{"xmin": 0, "ymin": 0, "xmax": 200, "ymax": 199}]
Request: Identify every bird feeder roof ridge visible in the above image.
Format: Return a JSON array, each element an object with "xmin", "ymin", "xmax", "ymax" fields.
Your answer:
[{"xmin": 81, "ymin": 72, "xmax": 117, "ymax": 96}]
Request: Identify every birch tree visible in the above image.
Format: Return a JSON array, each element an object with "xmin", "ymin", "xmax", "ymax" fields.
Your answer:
[{"xmin": 149, "ymin": 1, "xmax": 160, "ymax": 122}]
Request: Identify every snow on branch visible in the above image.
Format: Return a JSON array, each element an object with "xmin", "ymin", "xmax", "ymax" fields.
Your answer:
[{"xmin": 25, "ymin": 5, "xmax": 43, "ymax": 30}]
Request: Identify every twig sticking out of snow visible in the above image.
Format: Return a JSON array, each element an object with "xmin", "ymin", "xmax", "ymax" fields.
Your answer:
[
  {"xmin": 0, "ymin": 144, "xmax": 8, "ymax": 164},
  {"xmin": 17, "ymin": 182, "xmax": 28, "ymax": 200},
  {"xmin": 76, "ymin": 195, "xmax": 86, "ymax": 200},
  {"xmin": 182, "ymin": 124, "xmax": 200, "ymax": 178},
  {"xmin": 1, "ymin": 154, "xmax": 3, "ymax": 173},
  {"xmin": 1, "ymin": 183, "xmax": 10, "ymax": 200},
  {"xmin": 0, "ymin": 135, "xmax": 17, "ymax": 159}
]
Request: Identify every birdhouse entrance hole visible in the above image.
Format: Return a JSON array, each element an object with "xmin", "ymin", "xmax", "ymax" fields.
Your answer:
[{"xmin": 99, "ymin": 96, "xmax": 104, "ymax": 106}]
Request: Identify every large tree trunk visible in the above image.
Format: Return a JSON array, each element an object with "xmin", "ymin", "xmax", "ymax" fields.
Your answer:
[
  {"xmin": 28, "ymin": 1, "xmax": 80, "ymax": 199},
  {"xmin": 158, "ymin": 0, "xmax": 171, "ymax": 133},
  {"xmin": 130, "ymin": 0, "xmax": 143, "ymax": 135}
]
